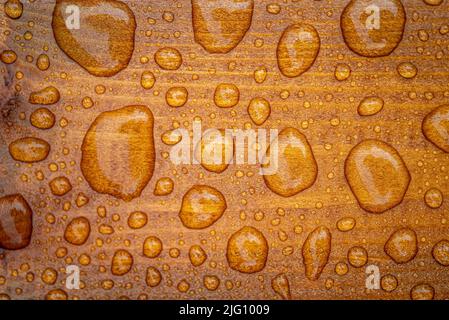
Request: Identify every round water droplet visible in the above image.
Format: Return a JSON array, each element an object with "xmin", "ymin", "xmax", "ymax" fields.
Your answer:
[
  {"xmin": 214, "ymin": 83, "xmax": 240, "ymax": 108},
  {"xmin": 432, "ymin": 240, "xmax": 449, "ymax": 266},
  {"xmin": 397, "ymin": 62, "xmax": 417, "ymax": 79},
  {"xmin": 195, "ymin": 129, "xmax": 234, "ymax": 173},
  {"xmin": 248, "ymin": 97, "xmax": 271, "ymax": 125},
  {"xmin": 192, "ymin": 0, "xmax": 254, "ymax": 54},
  {"xmin": 334, "ymin": 63, "xmax": 351, "ymax": 81},
  {"xmin": 203, "ymin": 275, "xmax": 220, "ymax": 291},
  {"xmin": 424, "ymin": 188, "xmax": 443, "ymax": 208},
  {"xmin": 422, "ymin": 104, "xmax": 449, "ymax": 152},
  {"xmin": 166, "ymin": 86, "xmax": 188, "ymax": 107},
  {"xmin": 262, "ymin": 127, "xmax": 318, "ymax": 197},
  {"xmin": 226, "ymin": 226, "xmax": 268, "ymax": 273},
  {"xmin": 30, "ymin": 108, "xmax": 55, "ymax": 129},
  {"xmin": 145, "ymin": 267, "xmax": 162, "ymax": 287},
  {"xmin": 4, "ymin": 0, "xmax": 23, "ymax": 19},
  {"xmin": 1, "ymin": 49, "xmax": 17, "ymax": 64},
  {"xmin": 345, "ymin": 140, "xmax": 410, "ymax": 213},
  {"xmin": 36, "ymin": 54, "xmax": 50, "ymax": 71},
  {"xmin": 384, "ymin": 227, "xmax": 418, "ymax": 264},
  {"xmin": 9, "ymin": 137, "xmax": 50, "ymax": 163},
  {"xmin": 277, "ymin": 23, "xmax": 320, "ymax": 78},
  {"xmin": 154, "ymin": 47, "xmax": 182, "ymax": 70},
  {"xmin": 141, "ymin": 71, "xmax": 155, "ymax": 89},
  {"xmin": 52, "ymin": 0, "xmax": 136, "ymax": 77},
  {"xmin": 143, "ymin": 236, "xmax": 163, "ymax": 258},
  {"xmin": 341, "ymin": 0, "xmax": 406, "ymax": 57},
  {"xmin": 179, "ymin": 185, "xmax": 227, "ymax": 229},
  {"xmin": 64, "ymin": 217, "xmax": 90, "ymax": 246},
  {"xmin": 153, "ymin": 177, "xmax": 174, "ymax": 196},
  {"xmin": 127, "ymin": 211, "xmax": 147, "ymax": 229},
  {"xmin": 302, "ymin": 226, "xmax": 331, "ymax": 280},
  {"xmin": 347, "ymin": 246, "xmax": 368, "ymax": 267},
  {"xmin": 357, "ymin": 96, "xmax": 384, "ymax": 116},
  {"xmin": 381, "ymin": 274, "xmax": 398, "ymax": 292}
]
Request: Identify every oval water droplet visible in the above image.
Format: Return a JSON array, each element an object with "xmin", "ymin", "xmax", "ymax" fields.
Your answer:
[
  {"xmin": 64, "ymin": 217, "xmax": 90, "ymax": 245},
  {"xmin": 154, "ymin": 47, "xmax": 182, "ymax": 70},
  {"xmin": 29, "ymin": 86, "xmax": 60, "ymax": 105},
  {"xmin": 30, "ymin": 108, "xmax": 55, "ymax": 129},
  {"xmin": 277, "ymin": 23, "xmax": 320, "ymax": 78},
  {"xmin": 195, "ymin": 129, "xmax": 234, "ymax": 173},
  {"xmin": 189, "ymin": 244, "xmax": 207, "ymax": 267},
  {"xmin": 248, "ymin": 97, "xmax": 271, "ymax": 125},
  {"xmin": 9, "ymin": 137, "xmax": 50, "ymax": 163},
  {"xmin": 111, "ymin": 249, "xmax": 133, "ymax": 276},
  {"xmin": 357, "ymin": 96, "xmax": 384, "ymax": 116},
  {"xmin": 345, "ymin": 139, "xmax": 410, "ymax": 213},
  {"xmin": 432, "ymin": 239, "xmax": 449, "ymax": 266},
  {"xmin": 0, "ymin": 194, "xmax": 33, "ymax": 250},
  {"xmin": 422, "ymin": 104, "xmax": 449, "ymax": 152},
  {"xmin": 262, "ymin": 127, "xmax": 318, "ymax": 197},
  {"xmin": 214, "ymin": 83, "xmax": 240, "ymax": 108},
  {"xmin": 81, "ymin": 105, "xmax": 155, "ymax": 202}
]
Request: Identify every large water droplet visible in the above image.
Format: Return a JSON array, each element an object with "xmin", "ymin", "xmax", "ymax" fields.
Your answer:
[
  {"xmin": 345, "ymin": 139, "xmax": 410, "ymax": 213},
  {"xmin": 9, "ymin": 137, "xmax": 50, "ymax": 163},
  {"xmin": 0, "ymin": 194, "xmax": 33, "ymax": 250},
  {"xmin": 384, "ymin": 227, "xmax": 418, "ymax": 264},
  {"xmin": 341, "ymin": 0, "xmax": 406, "ymax": 57},
  {"xmin": 81, "ymin": 105, "xmax": 155, "ymax": 202},
  {"xmin": 422, "ymin": 104, "xmax": 449, "ymax": 152},
  {"xmin": 192, "ymin": 0, "xmax": 254, "ymax": 54}
]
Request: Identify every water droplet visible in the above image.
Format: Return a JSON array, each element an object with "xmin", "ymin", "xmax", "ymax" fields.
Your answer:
[
  {"xmin": 424, "ymin": 188, "xmax": 443, "ymax": 209},
  {"xmin": 41, "ymin": 268, "xmax": 58, "ymax": 285},
  {"xmin": 195, "ymin": 129, "xmax": 234, "ymax": 173},
  {"xmin": 432, "ymin": 239, "xmax": 449, "ymax": 266},
  {"xmin": 143, "ymin": 236, "xmax": 163, "ymax": 258},
  {"xmin": 153, "ymin": 177, "xmax": 174, "ymax": 196},
  {"xmin": 141, "ymin": 71, "xmax": 155, "ymax": 90},
  {"xmin": 423, "ymin": 0, "xmax": 443, "ymax": 5},
  {"xmin": 345, "ymin": 140, "xmax": 410, "ymax": 213},
  {"xmin": 36, "ymin": 54, "xmax": 50, "ymax": 71},
  {"xmin": 179, "ymin": 185, "xmax": 227, "ymax": 229},
  {"xmin": 30, "ymin": 108, "xmax": 55, "ymax": 129},
  {"xmin": 127, "ymin": 211, "xmax": 147, "ymax": 229},
  {"xmin": 9, "ymin": 137, "xmax": 50, "ymax": 163},
  {"xmin": 52, "ymin": 0, "xmax": 136, "ymax": 77},
  {"xmin": 203, "ymin": 275, "xmax": 220, "ymax": 291},
  {"xmin": 277, "ymin": 23, "xmax": 320, "ymax": 78},
  {"xmin": 161, "ymin": 129, "xmax": 182, "ymax": 146},
  {"xmin": 192, "ymin": 0, "xmax": 254, "ymax": 53},
  {"xmin": 254, "ymin": 66, "xmax": 267, "ymax": 83},
  {"xmin": 410, "ymin": 283, "xmax": 434, "ymax": 300},
  {"xmin": 4, "ymin": 0, "xmax": 23, "ymax": 19},
  {"xmin": 145, "ymin": 266, "xmax": 162, "ymax": 287},
  {"xmin": 81, "ymin": 106, "xmax": 155, "ymax": 202},
  {"xmin": 384, "ymin": 227, "xmax": 418, "ymax": 264},
  {"xmin": 262, "ymin": 127, "xmax": 318, "ymax": 197},
  {"xmin": 302, "ymin": 226, "xmax": 331, "ymax": 280},
  {"xmin": 189, "ymin": 245, "xmax": 207, "ymax": 266},
  {"xmin": 0, "ymin": 194, "xmax": 33, "ymax": 250},
  {"xmin": 45, "ymin": 289, "xmax": 68, "ymax": 300},
  {"xmin": 381, "ymin": 274, "xmax": 398, "ymax": 292},
  {"xmin": 422, "ymin": 104, "xmax": 449, "ymax": 152},
  {"xmin": 166, "ymin": 86, "xmax": 188, "ymax": 108},
  {"xmin": 347, "ymin": 246, "xmax": 368, "ymax": 267},
  {"xmin": 357, "ymin": 96, "xmax": 384, "ymax": 116},
  {"xmin": 64, "ymin": 217, "xmax": 90, "ymax": 245},
  {"xmin": 334, "ymin": 63, "xmax": 351, "ymax": 81},
  {"xmin": 1, "ymin": 49, "xmax": 17, "ymax": 64},
  {"xmin": 49, "ymin": 176, "xmax": 72, "ymax": 196},
  {"xmin": 154, "ymin": 47, "xmax": 182, "ymax": 70},
  {"xmin": 29, "ymin": 86, "xmax": 60, "ymax": 105},
  {"xmin": 271, "ymin": 273, "xmax": 291, "ymax": 299},
  {"xmin": 397, "ymin": 62, "xmax": 417, "ymax": 79},
  {"xmin": 248, "ymin": 97, "xmax": 271, "ymax": 125},
  {"xmin": 341, "ymin": 0, "xmax": 406, "ymax": 57},
  {"xmin": 214, "ymin": 83, "xmax": 240, "ymax": 108},
  {"xmin": 336, "ymin": 217, "xmax": 356, "ymax": 232},
  {"xmin": 111, "ymin": 249, "xmax": 133, "ymax": 276},
  {"xmin": 226, "ymin": 226, "xmax": 268, "ymax": 273},
  {"xmin": 266, "ymin": 3, "xmax": 281, "ymax": 14}
]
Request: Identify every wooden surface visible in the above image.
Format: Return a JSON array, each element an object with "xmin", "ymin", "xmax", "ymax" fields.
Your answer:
[{"xmin": 1, "ymin": 0, "xmax": 449, "ymax": 300}]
